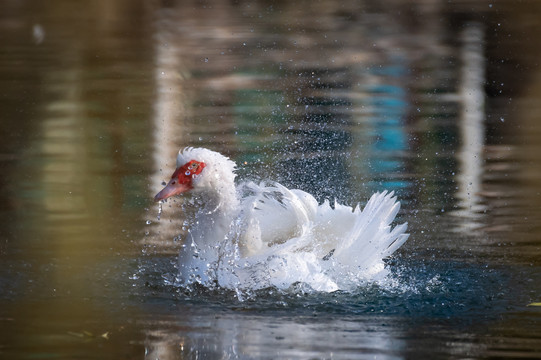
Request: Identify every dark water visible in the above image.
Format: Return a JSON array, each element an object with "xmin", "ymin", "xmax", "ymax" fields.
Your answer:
[{"xmin": 2, "ymin": 0, "xmax": 541, "ymax": 358}]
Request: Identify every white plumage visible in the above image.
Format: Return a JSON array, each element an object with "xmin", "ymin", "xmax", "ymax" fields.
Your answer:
[{"xmin": 155, "ymin": 147, "xmax": 409, "ymax": 292}]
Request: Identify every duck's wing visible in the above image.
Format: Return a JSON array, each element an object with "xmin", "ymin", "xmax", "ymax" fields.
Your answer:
[
  {"xmin": 330, "ymin": 191, "xmax": 409, "ymax": 269},
  {"xmin": 236, "ymin": 184, "xmax": 408, "ymax": 267},
  {"xmin": 236, "ymin": 181, "xmax": 319, "ymax": 256}
]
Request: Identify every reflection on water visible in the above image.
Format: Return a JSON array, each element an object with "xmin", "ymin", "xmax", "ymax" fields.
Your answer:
[
  {"xmin": 455, "ymin": 22, "xmax": 487, "ymax": 230},
  {"xmin": 143, "ymin": 311, "xmax": 402, "ymax": 359},
  {"xmin": 1, "ymin": 0, "xmax": 541, "ymax": 359}
]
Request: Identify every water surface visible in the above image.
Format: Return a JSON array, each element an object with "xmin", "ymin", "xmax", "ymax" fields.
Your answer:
[{"xmin": 1, "ymin": 0, "xmax": 541, "ymax": 359}]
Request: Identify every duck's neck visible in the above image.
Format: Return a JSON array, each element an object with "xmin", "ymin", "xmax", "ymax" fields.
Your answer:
[
  {"xmin": 177, "ymin": 184, "xmax": 240, "ymax": 284},
  {"xmin": 190, "ymin": 184, "xmax": 240, "ymax": 247}
]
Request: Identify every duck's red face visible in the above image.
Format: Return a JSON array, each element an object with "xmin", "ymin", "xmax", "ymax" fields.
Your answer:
[{"xmin": 154, "ymin": 160, "xmax": 206, "ymax": 202}]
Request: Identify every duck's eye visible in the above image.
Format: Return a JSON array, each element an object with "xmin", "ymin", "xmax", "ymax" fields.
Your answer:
[{"xmin": 189, "ymin": 162, "xmax": 199, "ymax": 170}]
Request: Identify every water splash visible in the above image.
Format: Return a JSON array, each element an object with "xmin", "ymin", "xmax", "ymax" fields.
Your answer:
[
  {"xmin": 156, "ymin": 201, "xmax": 163, "ymax": 221},
  {"xmin": 166, "ymin": 231, "xmax": 400, "ymax": 301},
  {"xmin": 149, "ymin": 189, "xmax": 409, "ymax": 301}
]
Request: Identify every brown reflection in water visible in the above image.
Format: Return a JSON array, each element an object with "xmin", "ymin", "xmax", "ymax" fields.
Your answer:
[
  {"xmin": 481, "ymin": 1, "xmax": 541, "ymax": 262},
  {"xmin": 513, "ymin": 51, "xmax": 541, "ymax": 262},
  {"xmin": 1, "ymin": 0, "xmax": 154, "ymax": 357}
]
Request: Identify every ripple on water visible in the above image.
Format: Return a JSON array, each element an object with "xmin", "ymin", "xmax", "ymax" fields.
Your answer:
[{"xmin": 133, "ymin": 253, "xmax": 523, "ymax": 324}]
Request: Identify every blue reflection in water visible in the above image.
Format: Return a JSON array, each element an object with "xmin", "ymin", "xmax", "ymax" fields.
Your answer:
[
  {"xmin": 230, "ymin": 70, "xmax": 356, "ymax": 202},
  {"xmin": 363, "ymin": 70, "xmax": 410, "ymax": 193},
  {"xmin": 228, "ymin": 63, "xmax": 413, "ymax": 203}
]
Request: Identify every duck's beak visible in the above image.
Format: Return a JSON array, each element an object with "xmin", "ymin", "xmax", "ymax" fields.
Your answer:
[{"xmin": 154, "ymin": 178, "xmax": 191, "ymax": 202}]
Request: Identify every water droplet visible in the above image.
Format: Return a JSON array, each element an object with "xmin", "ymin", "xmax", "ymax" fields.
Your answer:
[
  {"xmin": 32, "ymin": 24, "xmax": 45, "ymax": 44},
  {"xmin": 145, "ymin": 220, "xmax": 152, "ymax": 225},
  {"xmin": 157, "ymin": 202, "xmax": 162, "ymax": 221}
]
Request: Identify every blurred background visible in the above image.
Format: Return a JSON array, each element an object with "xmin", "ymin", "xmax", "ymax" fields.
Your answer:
[{"xmin": 1, "ymin": 0, "xmax": 541, "ymax": 359}]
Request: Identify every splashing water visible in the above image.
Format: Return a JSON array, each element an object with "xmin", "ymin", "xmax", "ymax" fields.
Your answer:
[
  {"xmin": 151, "ymin": 149, "xmax": 409, "ymax": 300},
  {"xmin": 156, "ymin": 201, "xmax": 163, "ymax": 221},
  {"xmin": 157, "ymin": 195, "xmax": 407, "ymax": 299}
]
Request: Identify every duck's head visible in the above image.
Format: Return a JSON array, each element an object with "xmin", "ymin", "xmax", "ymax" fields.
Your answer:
[
  {"xmin": 154, "ymin": 159, "xmax": 206, "ymax": 201},
  {"xmin": 154, "ymin": 147, "xmax": 236, "ymax": 202}
]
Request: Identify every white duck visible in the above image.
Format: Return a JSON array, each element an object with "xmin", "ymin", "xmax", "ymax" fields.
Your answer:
[{"xmin": 154, "ymin": 147, "xmax": 409, "ymax": 292}]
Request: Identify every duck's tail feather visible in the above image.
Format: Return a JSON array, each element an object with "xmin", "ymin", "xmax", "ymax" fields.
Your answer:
[{"xmin": 333, "ymin": 191, "xmax": 408, "ymax": 270}]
